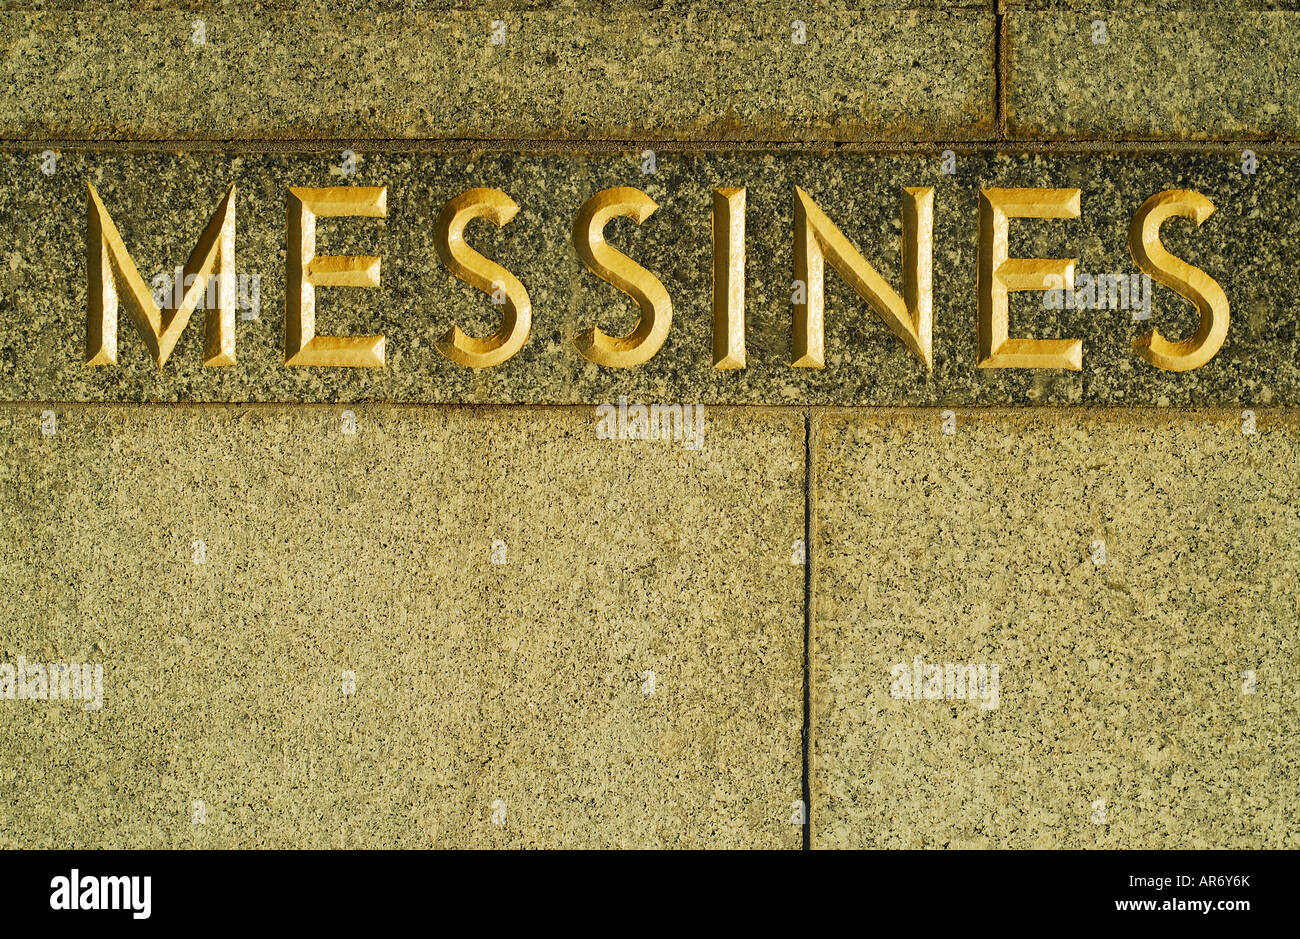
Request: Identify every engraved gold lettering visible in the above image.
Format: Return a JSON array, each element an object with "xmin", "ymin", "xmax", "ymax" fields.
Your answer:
[
  {"xmin": 285, "ymin": 186, "xmax": 387, "ymax": 368},
  {"xmin": 85, "ymin": 182, "xmax": 236, "ymax": 368},
  {"xmin": 1128, "ymin": 189, "xmax": 1230, "ymax": 372},
  {"xmin": 572, "ymin": 186, "xmax": 672, "ymax": 368},
  {"xmin": 712, "ymin": 187, "xmax": 746, "ymax": 369},
  {"xmin": 434, "ymin": 188, "xmax": 531, "ymax": 368},
  {"xmin": 977, "ymin": 187, "xmax": 1082, "ymax": 370},
  {"xmin": 792, "ymin": 186, "xmax": 933, "ymax": 370}
]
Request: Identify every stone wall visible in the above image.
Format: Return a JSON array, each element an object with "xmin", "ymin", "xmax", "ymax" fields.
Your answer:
[{"xmin": 0, "ymin": 1, "xmax": 1295, "ymax": 848}]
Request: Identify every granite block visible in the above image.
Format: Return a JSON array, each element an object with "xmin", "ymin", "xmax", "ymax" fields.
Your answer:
[
  {"xmin": 811, "ymin": 408, "xmax": 1300, "ymax": 848},
  {"xmin": 1006, "ymin": 11, "xmax": 1300, "ymax": 140},
  {"xmin": 0, "ymin": 148, "xmax": 1295, "ymax": 406},
  {"xmin": 0, "ymin": 4, "xmax": 995, "ymax": 142},
  {"xmin": 0, "ymin": 403, "xmax": 804, "ymax": 847}
]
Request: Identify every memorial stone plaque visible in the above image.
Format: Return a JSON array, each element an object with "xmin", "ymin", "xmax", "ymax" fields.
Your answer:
[{"xmin": 0, "ymin": 0, "xmax": 1295, "ymax": 877}]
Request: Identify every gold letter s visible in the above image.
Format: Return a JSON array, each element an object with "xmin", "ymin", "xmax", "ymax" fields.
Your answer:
[
  {"xmin": 572, "ymin": 187, "xmax": 672, "ymax": 368},
  {"xmin": 434, "ymin": 188, "xmax": 531, "ymax": 368},
  {"xmin": 1129, "ymin": 189, "xmax": 1229, "ymax": 372}
]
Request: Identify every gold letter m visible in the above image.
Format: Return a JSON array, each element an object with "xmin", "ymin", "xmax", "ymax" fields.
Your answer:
[{"xmin": 86, "ymin": 182, "xmax": 237, "ymax": 367}]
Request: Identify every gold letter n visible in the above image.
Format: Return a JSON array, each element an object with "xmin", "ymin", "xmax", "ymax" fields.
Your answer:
[
  {"xmin": 792, "ymin": 186, "xmax": 933, "ymax": 370},
  {"xmin": 85, "ymin": 182, "xmax": 237, "ymax": 367}
]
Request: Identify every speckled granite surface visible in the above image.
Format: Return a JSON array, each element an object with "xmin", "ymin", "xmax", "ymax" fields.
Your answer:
[
  {"xmin": 1006, "ymin": 2, "xmax": 1299, "ymax": 9},
  {"xmin": 0, "ymin": 5, "xmax": 994, "ymax": 141},
  {"xmin": 1006, "ymin": 11, "xmax": 1300, "ymax": 140},
  {"xmin": 1, "ymin": 148, "xmax": 1295, "ymax": 405},
  {"xmin": 0, "ymin": 404, "xmax": 804, "ymax": 848},
  {"xmin": 2, "ymin": 0, "xmax": 1298, "ymax": 851},
  {"xmin": 811, "ymin": 409, "xmax": 1300, "ymax": 848}
]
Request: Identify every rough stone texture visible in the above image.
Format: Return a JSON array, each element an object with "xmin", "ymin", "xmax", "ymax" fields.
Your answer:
[
  {"xmin": 1, "ymin": 0, "xmax": 991, "ymax": 7},
  {"xmin": 1006, "ymin": 2, "xmax": 1299, "ymax": 9},
  {"xmin": 0, "ymin": 404, "xmax": 804, "ymax": 848},
  {"xmin": 1006, "ymin": 11, "xmax": 1300, "ymax": 140},
  {"xmin": 0, "ymin": 4, "xmax": 994, "ymax": 142},
  {"xmin": 4, "ymin": 0, "xmax": 1299, "ymax": 854},
  {"xmin": 2, "ymin": 148, "xmax": 1297, "ymax": 406},
  {"xmin": 811, "ymin": 408, "xmax": 1300, "ymax": 848}
]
